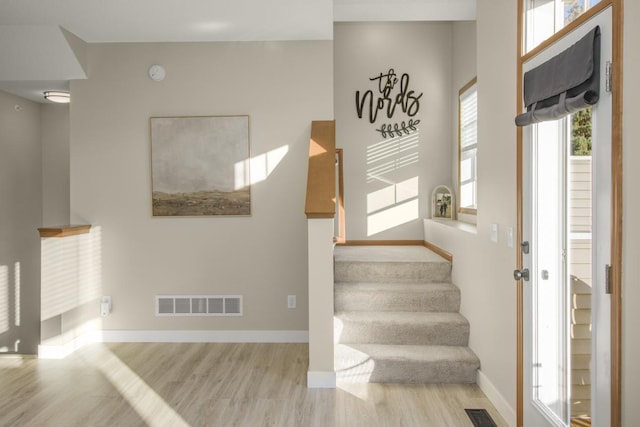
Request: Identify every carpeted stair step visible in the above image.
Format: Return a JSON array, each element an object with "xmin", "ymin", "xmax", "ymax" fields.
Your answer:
[
  {"xmin": 335, "ymin": 311, "xmax": 470, "ymax": 346},
  {"xmin": 334, "ymin": 281, "xmax": 460, "ymax": 312},
  {"xmin": 334, "ymin": 245, "xmax": 451, "ymax": 283},
  {"xmin": 332, "ymin": 245, "xmax": 480, "ymax": 385},
  {"xmin": 335, "ymin": 343, "xmax": 480, "ymax": 384}
]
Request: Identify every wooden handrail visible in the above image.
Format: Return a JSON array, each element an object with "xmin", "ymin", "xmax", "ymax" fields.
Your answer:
[
  {"xmin": 38, "ymin": 224, "xmax": 92, "ymax": 238},
  {"xmin": 305, "ymin": 121, "xmax": 336, "ymax": 219},
  {"xmin": 335, "ymin": 148, "xmax": 346, "ymax": 243}
]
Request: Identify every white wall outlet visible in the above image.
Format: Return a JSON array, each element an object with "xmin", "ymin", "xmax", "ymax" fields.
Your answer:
[
  {"xmin": 101, "ymin": 296, "xmax": 112, "ymax": 317},
  {"xmin": 490, "ymin": 223, "xmax": 499, "ymax": 243},
  {"xmin": 287, "ymin": 295, "xmax": 296, "ymax": 309}
]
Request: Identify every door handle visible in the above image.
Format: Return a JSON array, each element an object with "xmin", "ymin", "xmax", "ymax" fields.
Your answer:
[{"xmin": 513, "ymin": 268, "xmax": 530, "ymax": 281}]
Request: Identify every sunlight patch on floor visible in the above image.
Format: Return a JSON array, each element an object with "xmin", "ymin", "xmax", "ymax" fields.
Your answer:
[{"xmin": 93, "ymin": 346, "xmax": 190, "ymax": 427}]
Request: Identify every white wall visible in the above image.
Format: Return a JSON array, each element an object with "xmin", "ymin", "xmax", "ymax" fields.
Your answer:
[
  {"xmin": 430, "ymin": 2, "xmax": 640, "ymax": 424},
  {"xmin": 41, "ymin": 104, "xmax": 70, "ymax": 226},
  {"xmin": 622, "ymin": 0, "xmax": 640, "ymax": 424},
  {"xmin": 69, "ymin": 41, "xmax": 333, "ymax": 333},
  {"xmin": 473, "ymin": 0, "xmax": 519, "ymax": 412},
  {"xmin": 452, "ymin": 21, "xmax": 477, "ymax": 224},
  {"xmin": 452, "ymin": 22, "xmax": 477, "ymax": 96},
  {"xmin": 334, "ymin": 22, "xmax": 454, "ymax": 240},
  {"xmin": 424, "ymin": 0, "xmax": 518, "ymax": 421},
  {"xmin": 0, "ymin": 90, "xmax": 42, "ymax": 354}
]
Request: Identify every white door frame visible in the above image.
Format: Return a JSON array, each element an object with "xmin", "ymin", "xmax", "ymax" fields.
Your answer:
[{"xmin": 517, "ymin": 5, "xmax": 617, "ymax": 427}]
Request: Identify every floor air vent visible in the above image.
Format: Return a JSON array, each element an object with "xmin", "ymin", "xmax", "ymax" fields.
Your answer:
[{"xmin": 156, "ymin": 295, "xmax": 243, "ymax": 316}]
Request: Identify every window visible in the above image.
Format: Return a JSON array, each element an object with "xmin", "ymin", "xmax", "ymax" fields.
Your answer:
[
  {"xmin": 524, "ymin": 0, "xmax": 604, "ymax": 53},
  {"xmin": 458, "ymin": 78, "xmax": 478, "ymax": 213}
]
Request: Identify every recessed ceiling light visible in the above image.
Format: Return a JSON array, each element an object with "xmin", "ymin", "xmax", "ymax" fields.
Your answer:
[{"xmin": 44, "ymin": 91, "xmax": 70, "ymax": 103}]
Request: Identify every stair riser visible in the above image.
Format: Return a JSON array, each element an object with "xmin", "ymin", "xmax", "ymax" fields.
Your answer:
[
  {"xmin": 335, "ymin": 289, "xmax": 460, "ymax": 312},
  {"xmin": 337, "ymin": 359, "xmax": 478, "ymax": 384},
  {"xmin": 335, "ymin": 261, "xmax": 451, "ymax": 283},
  {"xmin": 336, "ymin": 320, "xmax": 469, "ymax": 346}
]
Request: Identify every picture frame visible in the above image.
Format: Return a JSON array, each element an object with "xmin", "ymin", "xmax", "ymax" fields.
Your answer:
[
  {"xmin": 432, "ymin": 185, "xmax": 455, "ymax": 220},
  {"xmin": 150, "ymin": 115, "xmax": 251, "ymax": 216}
]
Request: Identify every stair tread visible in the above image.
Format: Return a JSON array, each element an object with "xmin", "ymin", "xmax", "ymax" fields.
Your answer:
[
  {"xmin": 335, "ymin": 311, "xmax": 468, "ymax": 324},
  {"xmin": 336, "ymin": 343, "xmax": 480, "ymax": 364}
]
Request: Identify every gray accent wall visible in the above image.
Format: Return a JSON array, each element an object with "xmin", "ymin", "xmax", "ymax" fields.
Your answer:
[
  {"xmin": 41, "ymin": 104, "xmax": 70, "ymax": 226},
  {"xmin": 0, "ymin": 90, "xmax": 42, "ymax": 354}
]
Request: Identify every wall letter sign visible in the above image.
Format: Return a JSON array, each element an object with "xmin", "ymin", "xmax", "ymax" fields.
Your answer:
[{"xmin": 355, "ymin": 68, "xmax": 422, "ymax": 138}]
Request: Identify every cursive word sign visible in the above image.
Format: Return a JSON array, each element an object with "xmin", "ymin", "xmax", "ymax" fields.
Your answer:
[{"xmin": 355, "ymin": 68, "xmax": 422, "ymax": 138}]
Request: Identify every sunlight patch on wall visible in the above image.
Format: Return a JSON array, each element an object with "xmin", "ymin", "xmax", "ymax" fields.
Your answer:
[
  {"xmin": 366, "ymin": 134, "xmax": 419, "ymax": 184},
  {"xmin": 14, "ymin": 262, "xmax": 20, "ymax": 327},
  {"xmin": 367, "ymin": 177, "xmax": 419, "ymax": 214},
  {"xmin": 367, "ymin": 199, "xmax": 419, "ymax": 236},
  {"xmin": 41, "ymin": 226, "xmax": 102, "ymax": 322},
  {"xmin": 0, "ymin": 265, "xmax": 8, "ymax": 334},
  {"xmin": 366, "ymin": 132, "xmax": 420, "ymax": 236},
  {"xmin": 78, "ymin": 226, "xmax": 102, "ymax": 304},
  {"xmin": 234, "ymin": 145, "xmax": 289, "ymax": 190}
]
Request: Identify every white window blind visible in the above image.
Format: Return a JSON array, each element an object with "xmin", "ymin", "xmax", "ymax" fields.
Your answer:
[{"xmin": 459, "ymin": 80, "xmax": 478, "ymax": 211}]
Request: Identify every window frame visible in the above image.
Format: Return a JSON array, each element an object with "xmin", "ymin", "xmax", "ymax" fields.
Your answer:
[
  {"xmin": 458, "ymin": 77, "xmax": 478, "ymax": 215},
  {"xmin": 522, "ymin": 0, "xmax": 610, "ymax": 58}
]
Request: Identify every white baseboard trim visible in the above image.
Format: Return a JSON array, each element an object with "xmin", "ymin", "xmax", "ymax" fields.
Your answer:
[
  {"xmin": 477, "ymin": 370, "xmax": 516, "ymax": 427},
  {"xmin": 38, "ymin": 329, "xmax": 101, "ymax": 359},
  {"xmin": 98, "ymin": 330, "xmax": 309, "ymax": 343},
  {"xmin": 307, "ymin": 370, "xmax": 336, "ymax": 388},
  {"xmin": 38, "ymin": 329, "xmax": 308, "ymax": 359},
  {"xmin": 38, "ymin": 319, "xmax": 102, "ymax": 359}
]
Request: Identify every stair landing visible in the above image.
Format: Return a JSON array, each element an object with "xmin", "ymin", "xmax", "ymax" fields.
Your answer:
[{"xmin": 334, "ymin": 245, "xmax": 447, "ymax": 263}]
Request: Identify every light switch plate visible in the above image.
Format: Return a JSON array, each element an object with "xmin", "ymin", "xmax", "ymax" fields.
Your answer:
[
  {"xmin": 287, "ymin": 295, "xmax": 296, "ymax": 309},
  {"xmin": 507, "ymin": 226, "xmax": 514, "ymax": 248},
  {"xmin": 490, "ymin": 223, "xmax": 499, "ymax": 243}
]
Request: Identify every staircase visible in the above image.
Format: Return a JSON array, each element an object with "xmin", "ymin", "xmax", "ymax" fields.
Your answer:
[{"xmin": 333, "ymin": 245, "xmax": 480, "ymax": 384}]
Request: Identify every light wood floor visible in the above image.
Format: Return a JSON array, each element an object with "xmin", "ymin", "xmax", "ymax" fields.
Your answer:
[{"xmin": 0, "ymin": 343, "xmax": 508, "ymax": 426}]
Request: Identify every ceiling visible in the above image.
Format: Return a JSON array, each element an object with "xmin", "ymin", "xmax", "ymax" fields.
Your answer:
[{"xmin": 0, "ymin": 0, "xmax": 475, "ymax": 102}]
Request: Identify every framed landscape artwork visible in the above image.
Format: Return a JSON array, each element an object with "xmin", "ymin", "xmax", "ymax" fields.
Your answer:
[{"xmin": 150, "ymin": 115, "xmax": 251, "ymax": 216}]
